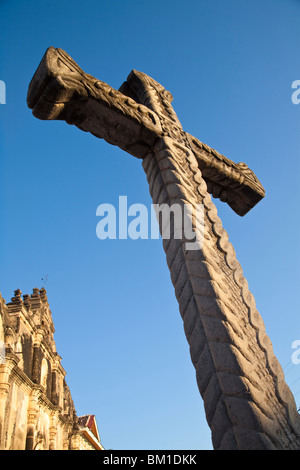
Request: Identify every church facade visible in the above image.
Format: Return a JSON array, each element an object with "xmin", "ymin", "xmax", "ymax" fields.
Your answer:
[{"xmin": 0, "ymin": 287, "xmax": 104, "ymax": 450}]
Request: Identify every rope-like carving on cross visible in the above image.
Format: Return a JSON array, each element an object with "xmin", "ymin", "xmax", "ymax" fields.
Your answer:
[{"xmin": 27, "ymin": 47, "xmax": 300, "ymax": 450}]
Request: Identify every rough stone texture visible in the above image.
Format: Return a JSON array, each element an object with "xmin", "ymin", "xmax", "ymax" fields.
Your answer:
[
  {"xmin": 27, "ymin": 47, "xmax": 264, "ymax": 217},
  {"xmin": 0, "ymin": 289, "xmax": 104, "ymax": 450},
  {"xmin": 27, "ymin": 47, "xmax": 300, "ymax": 450}
]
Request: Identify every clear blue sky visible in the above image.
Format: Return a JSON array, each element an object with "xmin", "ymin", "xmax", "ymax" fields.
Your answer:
[{"xmin": 1, "ymin": 0, "xmax": 300, "ymax": 450}]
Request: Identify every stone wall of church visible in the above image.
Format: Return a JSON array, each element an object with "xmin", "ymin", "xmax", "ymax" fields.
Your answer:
[
  {"xmin": 74, "ymin": 433, "xmax": 96, "ymax": 451},
  {"xmin": 0, "ymin": 288, "xmax": 87, "ymax": 450}
]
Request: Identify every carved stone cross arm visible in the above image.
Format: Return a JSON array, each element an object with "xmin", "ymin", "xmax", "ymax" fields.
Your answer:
[
  {"xmin": 27, "ymin": 47, "xmax": 300, "ymax": 450},
  {"xmin": 27, "ymin": 47, "xmax": 163, "ymax": 160},
  {"xmin": 27, "ymin": 47, "xmax": 264, "ymax": 217}
]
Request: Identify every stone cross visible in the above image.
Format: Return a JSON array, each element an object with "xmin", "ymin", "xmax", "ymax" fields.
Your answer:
[{"xmin": 27, "ymin": 47, "xmax": 300, "ymax": 450}]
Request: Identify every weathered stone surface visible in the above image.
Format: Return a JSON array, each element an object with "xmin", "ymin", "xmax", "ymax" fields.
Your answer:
[
  {"xmin": 27, "ymin": 47, "xmax": 264, "ymax": 216},
  {"xmin": 26, "ymin": 47, "xmax": 300, "ymax": 450}
]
